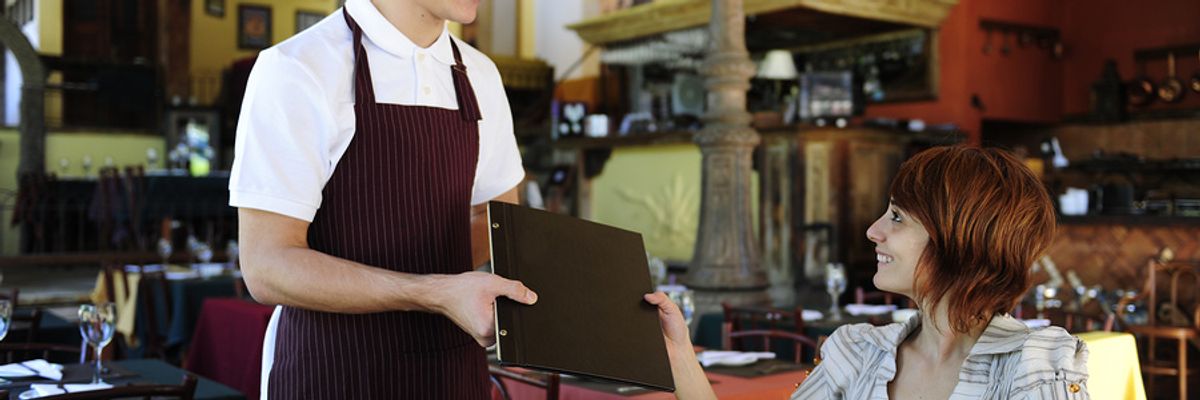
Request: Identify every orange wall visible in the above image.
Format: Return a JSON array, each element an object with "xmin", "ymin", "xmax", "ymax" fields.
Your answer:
[
  {"xmin": 1061, "ymin": 0, "xmax": 1200, "ymax": 115},
  {"xmin": 866, "ymin": 0, "xmax": 1200, "ymax": 143}
]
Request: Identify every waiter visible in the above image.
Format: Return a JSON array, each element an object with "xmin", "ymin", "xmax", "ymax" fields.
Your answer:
[{"xmin": 228, "ymin": 0, "xmax": 536, "ymax": 398}]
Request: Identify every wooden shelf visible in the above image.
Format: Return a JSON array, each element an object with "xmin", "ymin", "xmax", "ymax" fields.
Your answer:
[{"xmin": 1058, "ymin": 215, "xmax": 1200, "ymax": 226}]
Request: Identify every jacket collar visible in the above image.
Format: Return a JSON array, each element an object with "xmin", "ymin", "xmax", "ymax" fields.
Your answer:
[{"xmin": 860, "ymin": 312, "xmax": 1030, "ymax": 356}]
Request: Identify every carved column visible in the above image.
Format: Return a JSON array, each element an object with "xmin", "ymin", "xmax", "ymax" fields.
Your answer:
[{"xmin": 684, "ymin": 0, "xmax": 769, "ymax": 312}]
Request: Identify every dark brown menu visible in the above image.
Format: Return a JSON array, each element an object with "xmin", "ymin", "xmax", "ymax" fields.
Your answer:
[{"xmin": 488, "ymin": 201, "xmax": 674, "ymax": 392}]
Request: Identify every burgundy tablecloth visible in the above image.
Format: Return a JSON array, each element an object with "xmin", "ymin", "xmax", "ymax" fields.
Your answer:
[
  {"xmin": 185, "ymin": 298, "xmax": 274, "ymax": 399},
  {"xmin": 493, "ymin": 367, "xmax": 808, "ymax": 400}
]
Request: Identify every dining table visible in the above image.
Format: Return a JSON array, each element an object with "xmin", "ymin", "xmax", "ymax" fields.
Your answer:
[
  {"xmin": 0, "ymin": 359, "xmax": 243, "ymax": 399},
  {"xmin": 492, "ymin": 360, "xmax": 809, "ymax": 400},
  {"xmin": 1075, "ymin": 331, "xmax": 1146, "ymax": 400},
  {"xmin": 184, "ymin": 297, "xmax": 275, "ymax": 400}
]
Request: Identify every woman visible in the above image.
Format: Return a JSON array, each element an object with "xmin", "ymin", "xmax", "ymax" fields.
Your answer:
[{"xmin": 647, "ymin": 145, "xmax": 1089, "ymax": 399}]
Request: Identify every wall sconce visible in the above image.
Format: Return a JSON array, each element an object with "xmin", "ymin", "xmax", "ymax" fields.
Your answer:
[{"xmin": 979, "ymin": 19, "xmax": 1063, "ymax": 59}]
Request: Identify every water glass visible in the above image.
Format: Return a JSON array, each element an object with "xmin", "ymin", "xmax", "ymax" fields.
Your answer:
[
  {"xmin": 826, "ymin": 263, "xmax": 847, "ymax": 321},
  {"xmin": 78, "ymin": 303, "xmax": 116, "ymax": 384},
  {"xmin": 0, "ymin": 300, "xmax": 11, "ymax": 385}
]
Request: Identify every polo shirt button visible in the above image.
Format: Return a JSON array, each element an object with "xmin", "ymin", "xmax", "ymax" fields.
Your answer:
[
  {"xmin": 417, "ymin": 53, "xmax": 426, "ymax": 62},
  {"xmin": 422, "ymin": 86, "xmax": 431, "ymax": 96}
]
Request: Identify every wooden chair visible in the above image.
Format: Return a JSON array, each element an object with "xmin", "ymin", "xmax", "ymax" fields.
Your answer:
[
  {"xmin": 102, "ymin": 262, "xmax": 171, "ymax": 360},
  {"xmin": 488, "ymin": 365, "xmax": 559, "ymax": 400},
  {"xmin": 34, "ymin": 373, "xmax": 198, "ymax": 400},
  {"xmin": 721, "ymin": 302, "xmax": 805, "ymax": 336},
  {"xmin": 1043, "ymin": 308, "xmax": 1115, "ymax": 333},
  {"xmin": 854, "ymin": 286, "xmax": 894, "ymax": 305},
  {"xmin": 0, "ymin": 342, "xmax": 84, "ymax": 365},
  {"xmin": 723, "ymin": 329, "xmax": 819, "ymax": 364},
  {"xmin": 1118, "ymin": 251, "xmax": 1199, "ymax": 400}
]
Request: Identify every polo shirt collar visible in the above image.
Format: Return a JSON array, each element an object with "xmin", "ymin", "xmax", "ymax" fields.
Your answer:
[{"xmin": 344, "ymin": 0, "xmax": 456, "ymax": 66}]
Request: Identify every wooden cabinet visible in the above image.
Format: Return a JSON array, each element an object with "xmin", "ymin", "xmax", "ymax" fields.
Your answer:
[{"xmin": 796, "ymin": 128, "xmax": 907, "ymax": 291}]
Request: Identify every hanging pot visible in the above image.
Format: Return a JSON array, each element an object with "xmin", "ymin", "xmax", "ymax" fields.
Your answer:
[
  {"xmin": 1190, "ymin": 49, "xmax": 1200, "ymax": 94},
  {"xmin": 1157, "ymin": 52, "xmax": 1184, "ymax": 103},
  {"xmin": 1128, "ymin": 58, "xmax": 1156, "ymax": 106}
]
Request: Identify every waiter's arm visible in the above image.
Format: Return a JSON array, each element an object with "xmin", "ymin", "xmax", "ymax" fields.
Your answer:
[{"xmin": 238, "ymin": 196, "xmax": 535, "ymax": 347}]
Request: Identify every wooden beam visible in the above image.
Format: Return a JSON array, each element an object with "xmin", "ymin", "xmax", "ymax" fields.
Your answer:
[{"xmin": 567, "ymin": 0, "xmax": 959, "ymax": 46}]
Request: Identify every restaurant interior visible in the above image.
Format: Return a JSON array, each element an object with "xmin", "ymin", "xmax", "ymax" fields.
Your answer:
[{"xmin": 0, "ymin": 0, "xmax": 1197, "ymax": 399}]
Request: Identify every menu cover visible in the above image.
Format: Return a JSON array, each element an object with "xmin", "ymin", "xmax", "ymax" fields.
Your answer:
[{"xmin": 487, "ymin": 201, "xmax": 675, "ymax": 392}]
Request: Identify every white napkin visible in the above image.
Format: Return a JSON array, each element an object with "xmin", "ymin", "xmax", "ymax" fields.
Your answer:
[
  {"xmin": 845, "ymin": 304, "xmax": 898, "ymax": 316},
  {"xmin": 0, "ymin": 359, "xmax": 64, "ymax": 380},
  {"xmin": 29, "ymin": 383, "xmax": 113, "ymax": 397},
  {"xmin": 801, "ymin": 310, "xmax": 823, "ymax": 321},
  {"xmin": 892, "ymin": 308, "xmax": 919, "ymax": 323},
  {"xmin": 696, "ymin": 351, "xmax": 775, "ymax": 367},
  {"xmin": 1021, "ymin": 319, "xmax": 1051, "ymax": 329}
]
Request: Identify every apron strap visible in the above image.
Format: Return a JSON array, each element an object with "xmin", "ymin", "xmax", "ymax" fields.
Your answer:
[
  {"xmin": 449, "ymin": 39, "xmax": 482, "ymax": 121},
  {"xmin": 343, "ymin": 10, "xmax": 377, "ymax": 105}
]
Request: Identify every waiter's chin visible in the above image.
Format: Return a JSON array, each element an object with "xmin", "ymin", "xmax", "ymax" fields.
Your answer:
[{"xmin": 435, "ymin": 0, "xmax": 479, "ymax": 25}]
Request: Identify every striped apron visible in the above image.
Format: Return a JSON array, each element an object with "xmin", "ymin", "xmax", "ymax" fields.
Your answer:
[{"xmin": 263, "ymin": 10, "xmax": 487, "ymax": 399}]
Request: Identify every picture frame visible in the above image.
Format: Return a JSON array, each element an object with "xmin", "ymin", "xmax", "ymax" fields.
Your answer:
[
  {"xmin": 238, "ymin": 5, "xmax": 272, "ymax": 50},
  {"xmin": 164, "ymin": 108, "xmax": 222, "ymax": 173},
  {"xmin": 295, "ymin": 10, "xmax": 324, "ymax": 34},
  {"xmin": 205, "ymin": 0, "xmax": 224, "ymax": 17}
]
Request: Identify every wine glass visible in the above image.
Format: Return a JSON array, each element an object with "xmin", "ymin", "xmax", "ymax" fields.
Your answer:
[
  {"xmin": 0, "ymin": 300, "xmax": 11, "ymax": 385},
  {"xmin": 146, "ymin": 147, "xmax": 159, "ymax": 171},
  {"xmin": 78, "ymin": 303, "xmax": 116, "ymax": 385},
  {"xmin": 81, "ymin": 155, "xmax": 93, "ymax": 177},
  {"xmin": 225, "ymin": 240, "xmax": 239, "ymax": 269},
  {"xmin": 58, "ymin": 158, "xmax": 70, "ymax": 176},
  {"xmin": 157, "ymin": 237, "xmax": 173, "ymax": 267},
  {"xmin": 665, "ymin": 289, "xmax": 696, "ymax": 327},
  {"xmin": 826, "ymin": 263, "xmax": 847, "ymax": 321}
]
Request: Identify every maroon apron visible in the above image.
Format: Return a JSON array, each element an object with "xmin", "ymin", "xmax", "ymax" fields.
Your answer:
[{"xmin": 267, "ymin": 10, "xmax": 487, "ymax": 399}]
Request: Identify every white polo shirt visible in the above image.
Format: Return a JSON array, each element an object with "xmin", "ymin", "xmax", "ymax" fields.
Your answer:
[{"xmin": 229, "ymin": 0, "xmax": 524, "ymax": 222}]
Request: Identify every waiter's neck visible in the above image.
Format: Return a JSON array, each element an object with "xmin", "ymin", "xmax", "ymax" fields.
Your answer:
[{"xmin": 371, "ymin": 0, "xmax": 445, "ymax": 48}]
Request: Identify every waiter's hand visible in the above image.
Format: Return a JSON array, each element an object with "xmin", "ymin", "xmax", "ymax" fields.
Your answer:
[{"xmin": 431, "ymin": 271, "xmax": 538, "ymax": 347}]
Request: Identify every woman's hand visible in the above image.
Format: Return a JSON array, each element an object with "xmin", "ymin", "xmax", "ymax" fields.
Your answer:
[{"xmin": 644, "ymin": 292, "xmax": 716, "ymax": 400}]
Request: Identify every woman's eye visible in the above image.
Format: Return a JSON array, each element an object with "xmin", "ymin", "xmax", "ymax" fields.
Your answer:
[{"xmin": 890, "ymin": 210, "xmax": 902, "ymax": 223}]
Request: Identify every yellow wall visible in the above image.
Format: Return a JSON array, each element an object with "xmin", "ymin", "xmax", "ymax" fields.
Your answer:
[
  {"xmin": 37, "ymin": 0, "xmax": 63, "ymax": 56},
  {"xmin": 190, "ymin": 0, "xmax": 339, "ymax": 104},
  {"xmin": 590, "ymin": 144, "xmax": 759, "ymax": 263},
  {"xmin": 0, "ymin": 129, "xmax": 165, "ymax": 254}
]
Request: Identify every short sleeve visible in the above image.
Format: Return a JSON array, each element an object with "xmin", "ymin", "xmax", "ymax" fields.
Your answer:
[
  {"xmin": 229, "ymin": 49, "xmax": 338, "ymax": 222},
  {"xmin": 468, "ymin": 55, "xmax": 524, "ymax": 205}
]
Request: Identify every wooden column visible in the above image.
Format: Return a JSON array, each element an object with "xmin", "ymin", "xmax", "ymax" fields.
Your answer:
[{"xmin": 684, "ymin": 0, "xmax": 769, "ymax": 311}]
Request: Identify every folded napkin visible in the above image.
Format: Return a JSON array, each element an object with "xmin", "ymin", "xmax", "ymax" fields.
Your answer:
[
  {"xmin": 696, "ymin": 351, "xmax": 775, "ymax": 367},
  {"xmin": 801, "ymin": 310, "xmax": 823, "ymax": 321},
  {"xmin": 1021, "ymin": 319, "xmax": 1051, "ymax": 329},
  {"xmin": 29, "ymin": 383, "xmax": 113, "ymax": 397},
  {"xmin": 845, "ymin": 304, "xmax": 898, "ymax": 316},
  {"xmin": 0, "ymin": 359, "xmax": 63, "ymax": 380}
]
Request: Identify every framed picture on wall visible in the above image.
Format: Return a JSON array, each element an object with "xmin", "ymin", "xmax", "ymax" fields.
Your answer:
[
  {"xmin": 238, "ymin": 5, "xmax": 272, "ymax": 49},
  {"xmin": 205, "ymin": 0, "xmax": 224, "ymax": 17},
  {"xmin": 295, "ymin": 10, "xmax": 324, "ymax": 34}
]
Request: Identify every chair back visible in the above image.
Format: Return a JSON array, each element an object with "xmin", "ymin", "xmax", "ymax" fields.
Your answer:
[
  {"xmin": 723, "ymin": 329, "xmax": 818, "ymax": 364},
  {"xmin": 721, "ymin": 302, "xmax": 805, "ymax": 336},
  {"xmin": 1116, "ymin": 249, "xmax": 1200, "ymax": 400},
  {"xmin": 488, "ymin": 365, "xmax": 559, "ymax": 400},
  {"xmin": 854, "ymin": 286, "xmax": 893, "ymax": 305},
  {"xmin": 35, "ymin": 373, "xmax": 197, "ymax": 400},
  {"xmin": 0, "ymin": 342, "xmax": 82, "ymax": 365}
]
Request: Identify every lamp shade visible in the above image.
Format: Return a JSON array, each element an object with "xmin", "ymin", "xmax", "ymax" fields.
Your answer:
[{"xmin": 757, "ymin": 50, "xmax": 798, "ymax": 80}]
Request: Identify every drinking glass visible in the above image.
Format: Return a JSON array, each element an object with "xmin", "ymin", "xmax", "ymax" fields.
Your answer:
[
  {"xmin": 81, "ymin": 155, "xmax": 93, "ymax": 177},
  {"xmin": 826, "ymin": 263, "xmax": 847, "ymax": 321},
  {"xmin": 0, "ymin": 300, "xmax": 11, "ymax": 385},
  {"xmin": 78, "ymin": 303, "xmax": 116, "ymax": 384},
  {"xmin": 157, "ymin": 237, "xmax": 173, "ymax": 267},
  {"xmin": 146, "ymin": 147, "xmax": 159, "ymax": 170},
  {"xmin": 665, "ymin": 289, "xmax": 696, "ymax": 326}
]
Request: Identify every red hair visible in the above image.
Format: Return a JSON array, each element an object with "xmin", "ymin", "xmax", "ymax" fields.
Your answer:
[{"xmin": 890, "ymin": 146, "xmax": 1056, "ymax": 333}]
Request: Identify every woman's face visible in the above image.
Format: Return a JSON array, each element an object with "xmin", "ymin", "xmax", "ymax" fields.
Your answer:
[{"xmin": 865, "ymin": 201, "xmax": 930, "ymax": 298}]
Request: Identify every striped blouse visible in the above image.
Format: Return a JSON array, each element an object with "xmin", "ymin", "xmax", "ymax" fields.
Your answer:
[{"xmin": 792, "ymin": 312, "xmax": 1090, "ymax": 399}]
